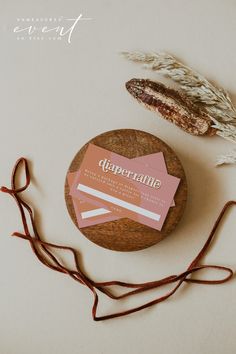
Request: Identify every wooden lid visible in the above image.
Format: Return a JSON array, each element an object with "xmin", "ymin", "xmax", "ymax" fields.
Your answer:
[{"xmin": 64, "ymin": 129, "xmax": 187, "ymax": 251}]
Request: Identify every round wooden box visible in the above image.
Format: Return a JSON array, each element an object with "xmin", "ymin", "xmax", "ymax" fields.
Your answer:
[{"xmin": 64, "ymin": 129, "xmax": 187, "ymax": 251}]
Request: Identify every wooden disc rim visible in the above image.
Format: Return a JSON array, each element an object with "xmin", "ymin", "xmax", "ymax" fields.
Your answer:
[{"xmin": 64, "ymin": 129, "xmax": 187, "ymax": 252}]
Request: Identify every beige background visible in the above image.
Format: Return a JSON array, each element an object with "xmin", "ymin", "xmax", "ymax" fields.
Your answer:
[{"xmin": 0, "ymin": 1, "xmax": 236, "ymax": 353}]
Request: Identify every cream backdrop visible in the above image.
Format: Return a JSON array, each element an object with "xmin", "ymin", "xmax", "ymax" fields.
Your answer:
[{"xmin": 0, "ymin": 1, "xmax": 236, "ymax": 353}]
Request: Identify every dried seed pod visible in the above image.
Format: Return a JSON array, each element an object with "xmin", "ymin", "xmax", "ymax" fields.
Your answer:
[{"xmin": 126, "ymin": 78, "xmax": 216, "ymax": 136}]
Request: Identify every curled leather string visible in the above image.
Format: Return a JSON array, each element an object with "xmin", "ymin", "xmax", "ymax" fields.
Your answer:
[{"xmin": 0, "ymin": 158, "xmax": 234, "ymax": 321}]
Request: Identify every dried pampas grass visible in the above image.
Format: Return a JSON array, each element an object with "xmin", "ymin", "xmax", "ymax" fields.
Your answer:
[
  {"xmin": 122, "ymin": 51, "xmax": 236, "ymax": 164},
  {"xmin": 216, "ymin": 149, "xmax": 236, "ymax": 166}
]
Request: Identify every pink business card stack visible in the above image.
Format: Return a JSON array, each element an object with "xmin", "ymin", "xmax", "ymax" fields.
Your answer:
[{"xmin": 67, "ymin": 144, "xmax": 180, "ymax": 231}]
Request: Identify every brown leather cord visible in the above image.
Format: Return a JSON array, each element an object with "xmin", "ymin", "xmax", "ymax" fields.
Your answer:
[{"xmin": 0, "ymin": 157, "xmax": 234, "ymax": 321}]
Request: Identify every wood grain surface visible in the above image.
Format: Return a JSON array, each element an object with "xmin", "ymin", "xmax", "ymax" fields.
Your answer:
[{"xmin": 64, "ymin": 129, "xmax": 187, "ymax": 251}]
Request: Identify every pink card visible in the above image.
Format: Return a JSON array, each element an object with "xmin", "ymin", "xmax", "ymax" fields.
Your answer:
[
  {"xmin": 67, "ymin": 172, "xmax": 120, "ymax": 227},
  {"xmin": 69, "ymin": 144, "xmax": 180, "ymax": 231},
  {"xmin": 67, "ymin": 152, "xmax": 174, "ymax": 228}
]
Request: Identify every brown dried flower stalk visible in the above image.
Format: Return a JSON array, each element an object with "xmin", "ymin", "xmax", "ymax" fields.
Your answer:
[{"xmin": 126, "ymin": 78, "xmax": 216, "ymax": 136}]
